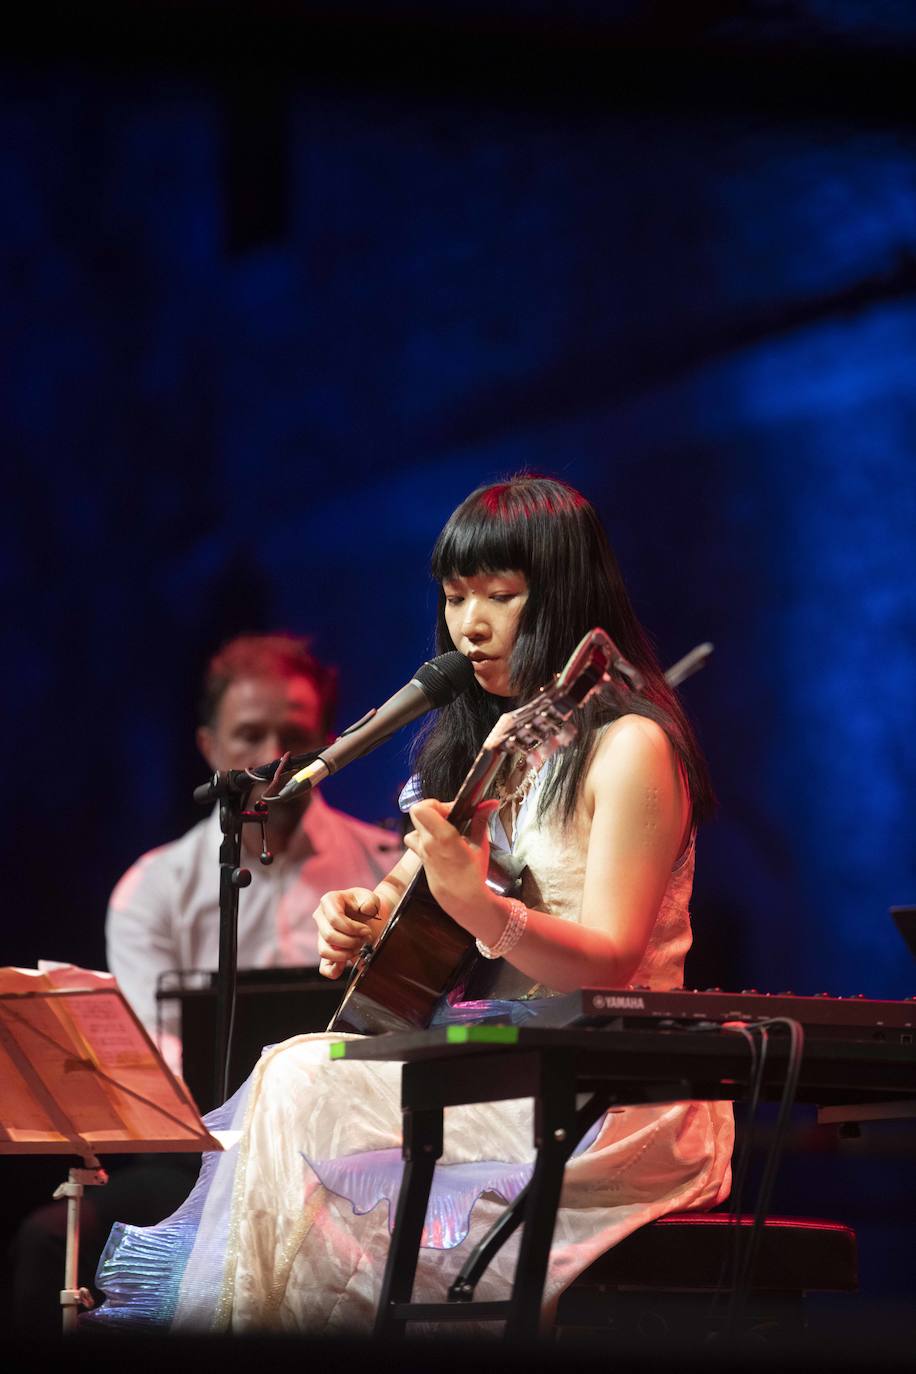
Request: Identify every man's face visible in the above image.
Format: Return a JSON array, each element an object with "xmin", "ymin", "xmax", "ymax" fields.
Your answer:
[{"xmin": 197, "ymin": 674, "xmax": 327, "ymax": 775}]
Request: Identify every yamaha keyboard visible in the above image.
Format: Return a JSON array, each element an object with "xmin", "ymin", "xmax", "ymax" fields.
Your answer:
[
  {"xmin": 542, "ymin": 986, "xmax": 916, "ymax": 1044},
  {"xmin": 340, "ymin": 989, "xmax": 916, "ymax": 1123}
]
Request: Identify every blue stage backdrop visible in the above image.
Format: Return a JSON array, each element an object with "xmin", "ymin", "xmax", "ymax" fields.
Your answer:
[{"xmin": 3, "ymin": 46, "xmax": 916, "ymax": 1014}]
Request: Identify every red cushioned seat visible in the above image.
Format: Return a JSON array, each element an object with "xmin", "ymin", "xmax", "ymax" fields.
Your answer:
[
  {"xmin": 567, "ymin": 1212, "xmax": 857, "ymax": 1292},
  {"xmin": 555, "ymin": 1212, "xmax": 857, "ymax": 1335}
]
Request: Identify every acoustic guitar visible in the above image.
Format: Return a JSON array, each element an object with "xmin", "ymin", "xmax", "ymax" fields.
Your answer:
[{"xmin": 328, "ymin": 627, "xmax": 621, "ymax": 1035}]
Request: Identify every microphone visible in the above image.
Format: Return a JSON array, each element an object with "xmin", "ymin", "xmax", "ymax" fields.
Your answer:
[{"xmin": 271, "ymin": 650, "xmax": 475, "ymax": 801}]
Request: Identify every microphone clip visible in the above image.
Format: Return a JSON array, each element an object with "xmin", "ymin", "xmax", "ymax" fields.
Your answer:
[
  {"xmin": 243, "ymin": 799, "xmax": 273, "ymax": 865},
  {"xmin": 192, "ymin": 751, "xmax": 323, "ymax": 807}
]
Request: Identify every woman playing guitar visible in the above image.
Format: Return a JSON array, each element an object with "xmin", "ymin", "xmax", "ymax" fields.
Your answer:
[
  {"xmin": 316, "ymin": 474, "xmax": 715, "ymax": 1005},
  {"xmin": 88, "ymin": 476, "xmax": 733, "ymax": 1334}
]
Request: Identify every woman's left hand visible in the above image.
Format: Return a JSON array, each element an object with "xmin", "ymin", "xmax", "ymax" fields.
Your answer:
[{"xmin": 404, "ymin": 797, "xmax": 500, "ymax": 928}]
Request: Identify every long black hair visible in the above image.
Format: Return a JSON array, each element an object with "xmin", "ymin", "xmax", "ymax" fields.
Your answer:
[{"xmin": 413, "ymin": 475, "xmax": 715, "ymax": 826}]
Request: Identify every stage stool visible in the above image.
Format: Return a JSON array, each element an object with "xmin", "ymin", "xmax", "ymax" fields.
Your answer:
[{"xmin": 554, "ymin": 1212, "xmax": 858, "ymax": 1343}]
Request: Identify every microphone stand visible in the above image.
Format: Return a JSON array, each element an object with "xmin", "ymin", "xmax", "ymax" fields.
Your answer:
[
  {"xmin": 191, "ymin": 665, "xmax": 462, "ymax": 1103},
  {"xmin": 194, "ymin": 754, "xmax": 319, "ymax": 1106}
]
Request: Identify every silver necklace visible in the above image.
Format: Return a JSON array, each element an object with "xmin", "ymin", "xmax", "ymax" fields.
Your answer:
[{"xmin": 493, "ymin": 753, "xmax": 538, "ymax": 805}]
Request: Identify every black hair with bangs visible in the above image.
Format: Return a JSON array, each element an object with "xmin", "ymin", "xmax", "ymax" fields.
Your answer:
[{"xmin": 414, "ymin": 475, "xmax": 714, "ymax": 826}]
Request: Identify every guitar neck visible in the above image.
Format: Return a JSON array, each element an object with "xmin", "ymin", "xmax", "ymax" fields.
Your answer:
[{"xmin": 448, "ymin": 749, "xmax": 505, "ymax": 831}]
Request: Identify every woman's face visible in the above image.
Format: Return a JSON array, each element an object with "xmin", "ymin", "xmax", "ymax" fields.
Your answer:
[{"xmin": 442, "ymin": 570, "xmax": 529, "ymax": 697}]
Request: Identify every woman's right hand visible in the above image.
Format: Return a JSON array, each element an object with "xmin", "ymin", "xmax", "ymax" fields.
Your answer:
[{"xmin": 313, "ymin": 887, "xmax": 382, "ymax": 979}]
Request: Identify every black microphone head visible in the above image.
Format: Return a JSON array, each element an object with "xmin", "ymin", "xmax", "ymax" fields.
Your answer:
[{"xmin": 413, "ymin": 650, "xmax": 475, "ymax": 707}]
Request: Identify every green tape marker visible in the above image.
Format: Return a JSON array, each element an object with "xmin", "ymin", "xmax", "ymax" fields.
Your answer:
[{"xmin": 445, "ymin": 1024, "xmax": 519, "ymax": 1045}]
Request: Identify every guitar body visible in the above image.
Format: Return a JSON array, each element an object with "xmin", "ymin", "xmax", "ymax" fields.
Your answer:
[{"xmin": 328, "ymin": 856, "xmax": 520, "ymax": 1035}]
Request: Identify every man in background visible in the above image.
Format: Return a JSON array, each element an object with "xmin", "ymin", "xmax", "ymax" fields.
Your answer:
[{"xmin": 107, "ymin": 633, "xmax": 399, "ymax": 1072}]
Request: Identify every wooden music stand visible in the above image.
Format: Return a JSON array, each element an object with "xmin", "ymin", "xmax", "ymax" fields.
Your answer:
[{"xmin": 0, "ymin": 964, "xmax": 223, "ymax": 1334}]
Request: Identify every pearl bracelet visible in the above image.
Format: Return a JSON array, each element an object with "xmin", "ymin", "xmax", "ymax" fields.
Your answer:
[{"xmin": 475, "ymin": 898, "xmax": 528, "ymax": 960}]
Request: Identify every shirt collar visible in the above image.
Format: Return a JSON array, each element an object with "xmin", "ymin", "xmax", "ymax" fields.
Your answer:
[{"xmin": 285, "ymin": 789, "xmax": 334, "ymax": 863}]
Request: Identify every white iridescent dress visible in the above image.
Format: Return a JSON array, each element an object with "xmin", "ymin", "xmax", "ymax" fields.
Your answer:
[{"xmin": 87, "ymin": 768, "xmax": 734, "ymax": 1334}]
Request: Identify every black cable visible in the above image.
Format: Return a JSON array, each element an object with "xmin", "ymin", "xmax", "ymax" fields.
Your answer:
[
  {"xmin": 731, "ymin": 1026, "xmax": 769, "ymax": 1301},
  {"xmin": 726, "ymin": 1016, "xmax": 805, "ymax": 1336},
  {"xmin": 707, "ymin": 1021, "xmax": 767, "ymax": 1323},
  {"xmin": 741, "ymin": 1019, "xmax": 804, "ymax": 1271},
  {"xmin": 221, "ymin": 982, "xmax": 238, "ymax": 1104}
]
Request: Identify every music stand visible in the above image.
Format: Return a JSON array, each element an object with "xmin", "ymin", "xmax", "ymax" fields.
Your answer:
[{"xmin": 0, "ymin": 964, "xmax": 222, "ymax": 1334}]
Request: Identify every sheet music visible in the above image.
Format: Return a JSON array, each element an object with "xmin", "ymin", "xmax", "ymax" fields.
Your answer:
[
  {"xmin": 64, "ymin": 992, "xmax": 152, "ymax": 1066},
  {"xmin": 0, "ymin": 965, "xmax": 222, "ymax": 1155}
]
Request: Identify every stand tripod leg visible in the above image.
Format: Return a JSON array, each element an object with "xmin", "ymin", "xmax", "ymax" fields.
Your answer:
[{"xmin": 53, "ymin": 1157, "xmax": 108, "ymax": 1335}]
